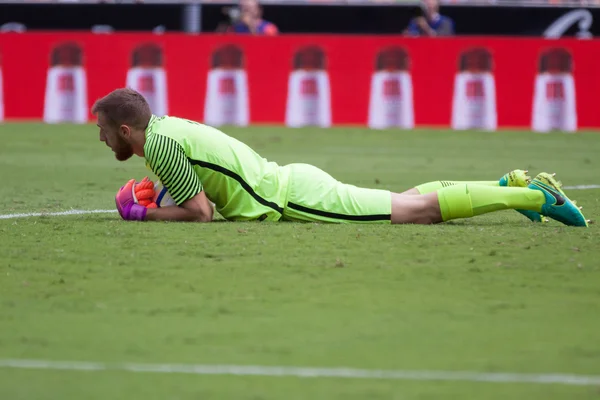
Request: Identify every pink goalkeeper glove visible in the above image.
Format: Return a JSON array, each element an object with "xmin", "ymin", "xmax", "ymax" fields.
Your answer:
[{"xmin": 115, "ymin": 179, "xmax": 148, "ymax": 221}]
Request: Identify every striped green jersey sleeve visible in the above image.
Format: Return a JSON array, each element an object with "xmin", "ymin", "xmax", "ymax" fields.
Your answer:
[{"xmin": 144, "ymin": 132, "xmax": 203, "ymax": 205}]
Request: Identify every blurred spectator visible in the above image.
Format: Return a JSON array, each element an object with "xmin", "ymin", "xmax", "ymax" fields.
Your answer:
[
  {"xmin": 221, "ymin": 0, "xmax": 279, "ymax": 36},
  {"xmin": 404, "ymin": 0, "xmax": 455, "ymax": 36}
]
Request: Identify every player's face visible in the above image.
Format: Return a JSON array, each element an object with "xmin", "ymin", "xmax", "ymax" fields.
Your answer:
[{"xmin": 96, "ymin": 113, "xmax": 134, "ymax": 161}]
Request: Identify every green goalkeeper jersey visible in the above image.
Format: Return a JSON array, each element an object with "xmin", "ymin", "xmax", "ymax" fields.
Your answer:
[{"xmin": 143, "ymin": 115, "xmax": 288, "ymax": 221}]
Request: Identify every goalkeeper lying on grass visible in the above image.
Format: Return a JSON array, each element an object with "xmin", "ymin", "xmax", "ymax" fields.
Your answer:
[{"xmin": 93, "ymin": 88, "xmax": 589, "ymax": 227}]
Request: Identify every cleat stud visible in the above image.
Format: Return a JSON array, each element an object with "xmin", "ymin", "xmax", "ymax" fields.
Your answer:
[
  {"xmin": 579, "ymin": 206, "xmax": 583, "ymax": 210},
  {"xmin": 573, "ymin": 200, "xmax": 577, "ymax": 205}
]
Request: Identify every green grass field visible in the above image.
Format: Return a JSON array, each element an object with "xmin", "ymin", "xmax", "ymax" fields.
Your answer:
[{"xmin": 1, "ymin": 124, "xmax": 600, "ymax": 399}]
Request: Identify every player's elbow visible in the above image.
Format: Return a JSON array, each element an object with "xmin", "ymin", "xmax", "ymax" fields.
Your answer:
[
  {"xmin": 195, "ymin": 210, "xmax": 213, "ymax": 223},
  {"xmin": 182, "ymin": 191, "xmax": 214, "ymax": 222},
  {"xmin": 193, "ymin": 203, "xmax": 214, "ymax": 222}
]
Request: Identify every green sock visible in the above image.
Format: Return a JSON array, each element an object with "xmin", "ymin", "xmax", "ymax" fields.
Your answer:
[
  {"xmin": 415, "ymin": 180, "xmax": 498, "ymax": 194},
  {"xmin": 437, "ymin": 184, "xmax": 545, "ymax": 222}
]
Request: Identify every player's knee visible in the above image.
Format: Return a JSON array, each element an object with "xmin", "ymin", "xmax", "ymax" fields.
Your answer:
[
  {"xmin": 391, "ymin": 193, "xmax": 442, "ymax": 224},
  {"xmin": 420, "ymin": 193, "xmax": 443, "ymax": 224}
]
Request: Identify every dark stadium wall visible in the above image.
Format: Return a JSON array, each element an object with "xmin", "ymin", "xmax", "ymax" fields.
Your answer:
[
  {"xmin": 0, "ymin": 3, "xmax": 599, "ymax": 36},
  {"xmin": 202, "ymin": 5, "xmax": 600, "ymax": 36}
]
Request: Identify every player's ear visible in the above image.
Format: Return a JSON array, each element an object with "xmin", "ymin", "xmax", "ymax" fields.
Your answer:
[{"xmin": 118, "ymin": 124, "xmax": 132, "ymax": 139}]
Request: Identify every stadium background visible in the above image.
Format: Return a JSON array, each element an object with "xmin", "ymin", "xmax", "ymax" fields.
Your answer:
[{"xmin": 0, "ymin": 0, "xmax": 599, "ymax": 131}]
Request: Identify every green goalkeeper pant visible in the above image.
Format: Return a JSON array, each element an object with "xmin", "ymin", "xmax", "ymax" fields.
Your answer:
[{"xmin": 281, "ymin": 163, "xmax": 392, "ymax": 224}]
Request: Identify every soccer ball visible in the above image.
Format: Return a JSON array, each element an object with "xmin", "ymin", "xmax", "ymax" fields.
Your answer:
[
  {"xmin": 134, "ymin": 178, "xmax": 215, "ymax": 211},
  {"xmin": 152, "ymin": 181, "xmax": 177, "ymax": 208},
  {"xmin": 132, "ymin": 178, "xmax": 176, "ymax": 208}
]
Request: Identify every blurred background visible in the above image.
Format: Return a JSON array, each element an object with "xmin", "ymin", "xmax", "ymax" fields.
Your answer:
[
  {"xmin": 1, "ymin": 0, "xmax": 599, "ymax": 35},
  {"xmin": 0, "ymin": 0, "xmax": 598, "ymax": 131}
]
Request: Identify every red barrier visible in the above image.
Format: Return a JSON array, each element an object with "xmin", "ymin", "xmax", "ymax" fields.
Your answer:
[{"xmin": 0, "ymin": 33, "xmax": 599, "ymax": 130}]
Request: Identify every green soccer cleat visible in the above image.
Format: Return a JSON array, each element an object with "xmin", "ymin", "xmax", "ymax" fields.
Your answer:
[
  {"xmin": 499, "ymin": 169, "xmax": 546, "ymax": 223},
  {"xmin": 498, "ymin": 169, "xmax": 531, "ymax": 188},
  {"xmin": 528, "ymin": 172, "xmax": 590, "ymax": 227}
]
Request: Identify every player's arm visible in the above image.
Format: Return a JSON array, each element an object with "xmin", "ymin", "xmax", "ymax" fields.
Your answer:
[
  {"xmin": 143, "ymin": 134, "xmax": 212, "ymax": 222},
  {"xmin": 145, "ymin": 191, "xmax": 213, "ymax": 222}
]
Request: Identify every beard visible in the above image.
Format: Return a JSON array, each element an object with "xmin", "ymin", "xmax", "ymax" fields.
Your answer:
[{"xmin": 113, "ymin": 135, "xmax": 134, "ymax": 161}]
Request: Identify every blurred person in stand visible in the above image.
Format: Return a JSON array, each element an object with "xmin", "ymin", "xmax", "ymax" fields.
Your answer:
[
  {"xmin": 404, "ymin": 0, "xmax": 455, "ymax": 36},
  {"xmin": 217, "ymin": 0, "xmax": 279, "ymax": 35}
]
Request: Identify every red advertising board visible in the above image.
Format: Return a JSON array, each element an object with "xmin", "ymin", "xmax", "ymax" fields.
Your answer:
[{"xmin": 0, "ymin": 32, "xmax": 599, "ymax": 131}]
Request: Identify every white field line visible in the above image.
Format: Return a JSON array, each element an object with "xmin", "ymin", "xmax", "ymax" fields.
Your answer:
[
  {"xmin": 0, "ymin": 359, "xmax": 599, "ymax": 386},
  {"xmin": 0, "ymin": 209, "xmax": 116, "ymax": 220},
  {"xmin": 0, "ymin": 185, "xmax": 598, "ymax": 220},
  {"xmin": 564, "ymin": 184, "xmax": 600, "ymax": 190}
]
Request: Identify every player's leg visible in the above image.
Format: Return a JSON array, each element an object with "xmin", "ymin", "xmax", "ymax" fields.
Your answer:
[
  {"xmin": 401, "ymin": 169, "xmax": 544, "ymax": 223},
  {"xmin": 401, "ymin": 180, "xmax": 497, "ymax": 195},
  {"xmin": 392, "ymin": 185, "xmax": 545, "ymax": 224},
  {"xmin": 282, "ymin": 164, "xmax": 588, "ymax": 227},
  {"xmin": 391, "ymin": 173, "xmax": 588, "ymax": 227},
  {"xmin": 400, "ymin": 169, "xmax": 530, "ymax": 195}
]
